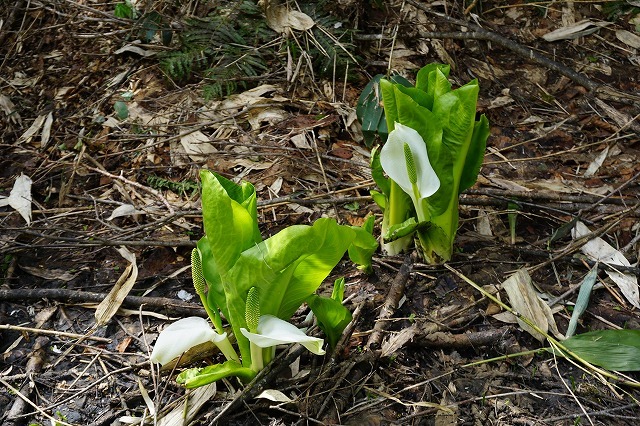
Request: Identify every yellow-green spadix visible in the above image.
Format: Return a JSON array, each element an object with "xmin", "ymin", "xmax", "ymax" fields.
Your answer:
[{"xmin": 380, "ymin": 123, "xmax": 440, "ymax": 206}]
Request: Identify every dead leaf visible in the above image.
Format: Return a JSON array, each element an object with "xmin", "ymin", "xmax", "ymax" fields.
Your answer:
[
  {"xmin": 381, "ymin": 323, "xmax": 419, "ymax": 357},
  {"xmin": 40, "ymin": 112, "xmax": 54, "ymax": 148},
  {"xmin": 584, "ymin": 145, "xmax": 609, "ymax": 177},
  {"xmin": 0, "ymin": 173, "xmax": 33, "ymax": 225},
  {"xmin": 180, "ymin": 130, "xmax": 217, "ymax": 162},
  {"xmin": 95, "ymin": 247, "xmax": 139, "ymax": 326},
  {"xmin": 18, "ymin": 265, "xmax": 80, "ymax": 282},
  {"xmin": 156, "ymin": 383, "xmax": 217, "ymax": 426},
  {"xmin": 17, "ymin": 114, "xmax": 48, "ymax": 144},
  {"xmin": 502, "ymin": 269, "xmax": 561, "ymax": 342},
  {"xmin": 616, "ymin": 29, "xmax": 640, "ymax": 49},
  {"xmin": 290, "ymin": 132, "xmax": 311, "ymax": 149},
  {"xmin": 107, "ymin": 204, "xmax": 145, "ymax": 221},
  {"xmin": 542, "ymin": 20, "xmax": 610, "ymax": 41},
  {"xmin": 0, "ymin": 94, "xmax": 21, "ymax": 125},
  {"xmin": 572, "ymin": 221, "xmax": 639, "ymax": 309},
  {"xmin": 476, "ymin": 209, "xmax": 493, "ymax": 237},
  {"xmin": 261, "ymin": 0, "xmax": 314, "ymax": 33},
  {"xmin": 256, "ymin": 389, "xmax": 293, "ymax": 403}
]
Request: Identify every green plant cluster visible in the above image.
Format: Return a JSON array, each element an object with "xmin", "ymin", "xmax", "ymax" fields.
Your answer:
[
  {"xmin": 146, "ymin": 174, "xmax": 199, "ymax": 197},
  {"xmin": 114, "ymin": 0, "xmax": 358, "ymax": 99}
]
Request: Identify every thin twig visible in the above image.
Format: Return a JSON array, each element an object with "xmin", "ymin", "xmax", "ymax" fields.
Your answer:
[{"xmin": 0, "ymin": 324, "xmax": 112, "ymax": 342}]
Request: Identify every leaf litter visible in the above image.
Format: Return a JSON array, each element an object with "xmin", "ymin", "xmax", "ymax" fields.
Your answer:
[{"xmin": 1, "ymin": 0, "xmax": 640, "ymax": 424}]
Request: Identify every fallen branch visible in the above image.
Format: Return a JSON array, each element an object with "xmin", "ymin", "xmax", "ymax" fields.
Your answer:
[{"xmin": 0, "ymin": 288, "xmax": 206, "ymax": 316}]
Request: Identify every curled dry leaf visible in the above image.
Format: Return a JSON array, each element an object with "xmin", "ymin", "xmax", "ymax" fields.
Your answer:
[
  {"xmin": 501, "ymin": 269, "xmax": 562, "ymax": 342},
  {"xmin": 542, "ymin": 20, "xmax": 610, "ymax": 42},
  {"xmin": 107, "ymin": 204, "xmax": 145, "ymax": 221},
  {"xmin": 261, "ymin": 0, "xmax": 314, "ymax": 34},
  {"xmin": 0, "ymin": 173, "xmax": 33, "ymax": 225},
  {"xmin": 94, "ymin": 246, "xmax": 139, "ymax": 325},
  {"xmin": 572, "ymin": 221, "xmax": 639, "ymax": 309}
]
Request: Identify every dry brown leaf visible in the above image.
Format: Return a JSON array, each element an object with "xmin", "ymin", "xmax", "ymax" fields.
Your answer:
[
  {"xmin": 261, "ymin": 0, "xmax": 314, "ymax": 33},
  {"xmin": 502, "ymin": 269, "xmax": 561, "ymax": 342},
  {"xmin": 542, "ymin": 20, "xmax": 610, "ymax": 41},
  {"xmin": 615, "ymin": 29, "xmax": 640, "ymax": 49},
  {"xmin": 0, "ymin": 94, "xmax": 21, "ymax": 125},
  {"xmin": 156, "ymin": 383, "xmax": 217, "ymax": 426},
  {"xmin": 381, "ymin": 323, "xmax": 419, "ymax": 357},
  {"xmin": 17, "ymin": 114, "xmax": 47, "ymax": 144},
  {"xmin": 95, "ymin": 247, "xmax": 139, "ymax": 326},
  {"xmin": 180, "ymin": 130, "xmax": 217, "ymax": 162}
]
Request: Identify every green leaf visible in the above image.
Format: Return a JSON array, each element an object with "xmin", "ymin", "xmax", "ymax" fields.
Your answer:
[
  {"xmin": 565, "ymin": 265, "xmax": 598, "ymax": 338},
  {"xmin": 331, "ymin": 277, "xmax": 346, "ymax": 303},
  {"xmin": 223, "ymin": 218, "xmax": 356, "ymax": 366},
  {"xmin": 384, "ymin": 217, "xmax": 419, "ymax": 243},
  {"xmin": 306, "ymin": 294, "xmax": 353, "ymax": 348},
  {"xmin": 370, "ymin": 146, "xmax": 390, "ymax": 198},
  {"xmin": 415, "ymin": 63, "xmax": 451, "ymax": 108},
  {"xmin": 114, "ymin": 101, "xmax": 129, "ymax": 120},
  {"xmin": 177, "ymin": 360, "xmax": 256, "ymax": 388},
  {"xmin": 356, "ymin": 75, "xmax": 385, "ymax": 148},
  {"xmin": 459, "ymin": 114, "xmax": 489, "ymax": 193},
  {"xmin": 356, "ymin": 74, "xmax": 412, "ymax": 147},
  {"xmin": 370, "ymin": 190, "xmax": 386, "ymax": 210},
  {"xmin": 114, "ymin": 2, "xmax": 133, "ymax": 19},
  {"xmin": 347, "ymin": 215, "xmax": 378, "ymax": 274},
  {"xmin": 557, "ymin": 329, "xmax": 640, "ymax": 371},
  {"xmin": 200, "ymin": 170, "xmax": 261, "ymax": 275}
]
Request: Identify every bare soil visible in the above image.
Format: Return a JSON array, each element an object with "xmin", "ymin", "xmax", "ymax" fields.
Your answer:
[{"xmin": 2, "ymin": 1, "xmax": 640, "ymax": 425}]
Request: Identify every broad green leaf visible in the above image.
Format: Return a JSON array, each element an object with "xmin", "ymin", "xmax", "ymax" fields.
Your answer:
[
  {"xmin": 380, "ymin": 78, "xmax": 399, "ymax": 131},
  {"xmin": 356, "ymin": 74, "xmax": 412, "ymax": 147},
  {"xmin": 432, "ymin": 68, "xmax": 453, "ymax": 101},
  {"xmin": 198, "ymin": 237, "xmax": 228, "ymax": 319},
  {"xmin": 415, "ymin": 63, "xmax": 451, "ymax": 107},
  {"xmin": 223, "ymin": 218, "xmax": 356, "ymax": 366},
  {"xmin": 459, "ymin": 114, "xmax": 489, "ymax": 193},
  {"xmin": 558, "ymin": 329, "xmax": 640, "ymax": 371},
  {"xmin": 306, "ymin": 294, "xmax": 353, "ymax": 348},
  {"xmin": 391, "ymin": 85, "xmax": 451, "ymax": 217},
  {"xmin": 566, "ymin": 265, "xmax": 599, "ymax": 338},
  {"xmin": 177, "ymin": 360, "xmax": 256, "ymax": 388},
  {"xmin": 433, "ymin": 81, "xmax": 480, "ymax": 183},
  {"xmin": 370, "ymin": 190, "xmax": 386, "ymax": 210},
  {"xmin": 356, "ymin": 75, "xmax": 385, "ymax": 148},
  {"xmin": 347, "ymin": 215, "xmax": 378, "ymax": 274},
  {"xmin": 200, "ymin": 170, "xmax": 261, "ymax": 275}
]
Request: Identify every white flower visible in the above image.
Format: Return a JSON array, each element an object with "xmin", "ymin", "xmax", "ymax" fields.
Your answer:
[
  {"xmin": 380, "ymin": 123, "xmax": 440, "ymax": 215},
  {"xmin": 150, "ymin": 317, "xmax": 229, "ymax": 365},
  {"xmin": 240, "ymin": 315, "xmax": 325, "ymax": 355}
]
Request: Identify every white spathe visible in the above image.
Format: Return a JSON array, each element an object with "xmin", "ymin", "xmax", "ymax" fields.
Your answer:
[
  {"xmin": 240, "ymin": 315, "xmax": 325, "ymax": 355},
  {"xmin": 150, "ymin": 316, "xmax": 227, "ymax": 365},
  {"xmin": 380, "ymin": 123, "xmax": 440, "ymax": 201}
]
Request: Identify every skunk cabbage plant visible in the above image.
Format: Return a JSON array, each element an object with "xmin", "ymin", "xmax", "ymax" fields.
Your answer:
[
  {"xmin": 150, "ymin": 170, "xmax": 377, "ymax": 388},
  {"xmin": 371, "ymin": 63, "xmax": 489, "ymax": 263}
]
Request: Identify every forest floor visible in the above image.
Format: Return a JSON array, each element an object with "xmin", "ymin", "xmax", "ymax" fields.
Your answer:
[{"xmin": 2, "ymin": 1, "xmax": 640, "ymax": 425}]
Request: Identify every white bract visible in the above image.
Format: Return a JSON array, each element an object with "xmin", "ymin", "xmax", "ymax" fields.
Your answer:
[
  {"xmin": 380, "ymin": 123, "xmax": 440, "ymax": 221},
  {"xmin": 150, "ymin": 316, "xmax": 232, "ymax": 365},
  {"xmin": 240, "ymin": 314, "xmax": 325, "ymax": 355}
]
